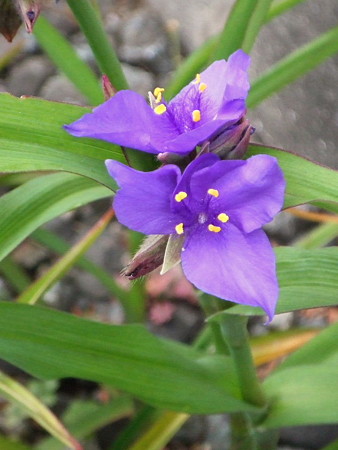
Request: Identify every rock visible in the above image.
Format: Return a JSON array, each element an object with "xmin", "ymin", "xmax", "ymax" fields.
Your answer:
[
  {"xmin": 122, "ymin": 63, "xmax": 155, "ymax": 95},
  {"xmin": 250, "ymin": 0, "xmax": 338, "ymax": 168},
  {"xmin": 6, "ymin": 55, "xmax": 55, "ymax": 96},
  {"xmin": 40, "ymin": 73, "xmax": 87, "ymax": 105},
  {"xmin": 118, "ymin": 7, "xmax": 172, "ymax": 74}
]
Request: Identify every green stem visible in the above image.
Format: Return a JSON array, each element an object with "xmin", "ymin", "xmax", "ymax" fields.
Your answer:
[
  {"xmin": 220, "ymin": 315, "xmax": 266, "ymax": 408},
  {"xmin": 66, "ymin": 0, "xmax": 128, "ymax": 91}
]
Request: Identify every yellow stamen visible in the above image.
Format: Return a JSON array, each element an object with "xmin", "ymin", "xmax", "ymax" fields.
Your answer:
[
  {"xmin": 192, "ymin": 110, "xmax": 201, "ymax": 122},
  {"xmin": 175, "ymin": 191, "xmax": 188, "ymax": 202},
  {"xmin": 154, "ymin": 87, "xmax": 165, "ymax": 103},
  {"xmin": 217, "ymin": 213, "xmax": 230, "ymax": 223},
  {"xmin": 207, "ymin": 188, "xmax": 219, "ymax": 197},
  {"xmin": 175, "ymin": 223, "xmax": 184, "ymax": 235},
  {"xmin": 154, "ymin": 87, "xmax": 164, "ymax": 96},
  {"xmin": 194, "ymin": 73, "xmax": 201, "ymax": 84},
  {"xmin": 154, "ymin": 104, "xmax": 167, "ymax": 115},
  {"xmin": 208, "ymin": 224, "xmax": 221, "ymax": 233},
  {"xmin": 199, "ymin": 82, "xmax": 207, "ymax": 92}
]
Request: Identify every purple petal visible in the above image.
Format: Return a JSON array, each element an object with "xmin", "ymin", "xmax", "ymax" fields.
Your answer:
[
  {"xmin": 190, "ymin": 155, "xmax": 285, "ymax": 232},
  {"xmin": 163, "ymin": 103, "xmax": 244, "ymax": 154},
  {"xmin": 222, "ymin": 49, "xmax": 251, "ymax": 102},
  {"xmin": 65, "ymin": 91, "xmax": 179, "ymax": 154},
  {"xmin": 106, "ymin": 160, "xmax": 181, "ymax": 234},
  {"xmin": 181, "ymin": 224, "xmax": 278, "ymax": 320}
]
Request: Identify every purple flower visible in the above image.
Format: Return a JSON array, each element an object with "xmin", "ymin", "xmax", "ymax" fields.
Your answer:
[
  {"xmin": 106, "ymin": 153, "xmax": 285, "ymax": 320},
  {"xmin": 65, "ymin": 50, "xmax": 250, "ymax": 156}
]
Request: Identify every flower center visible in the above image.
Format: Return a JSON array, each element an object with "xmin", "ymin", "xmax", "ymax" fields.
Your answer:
[{"xmin": 174, "ymin": 187, "xmax": 230, "ymax": 235}]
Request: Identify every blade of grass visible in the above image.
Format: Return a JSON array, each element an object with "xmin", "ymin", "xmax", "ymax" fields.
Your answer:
[
  {"xmin": 66, "ymin": 0, "xmax": 128, "ymax": 91},
  {"xmin": 0, "ymin": 370, "xmax": 81, "ymax": 450},
  {"xmin": 248, "ymin": 25, "xmax": 338, "ymax": 108},
  {"xmin": 212, "ymin": 0, "xmax": 260, "ymax": 60},
  {"xmin": 37, "ymin": 395, "xmax": 134, "ymax": 450},
  {"xmin": 31, "ymin": 227, "xmax": 129, "ymax": 301},
  {"xmin": 0, "ymin": 257, "xmax": 31, "ymax": 293},
  {"xmin": 267, "ymin": 0, "xmax": 308, "ymax": 22},
  {"xmin": 16, "ymin": 209, "xmax": 114, "ymax": 305},
  {"xmin": 34, "ymin": 15, "xmax": 103, "ymax": 106},
  {"xmin": 293, "ymin": 223, "xmax": 338, "ymax": 250},
  {"xmin": 242, "ymin": 0, "xmax": 274, "ymax": 53}
]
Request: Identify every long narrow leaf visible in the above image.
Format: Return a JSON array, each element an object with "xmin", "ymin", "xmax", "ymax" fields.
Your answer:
[
  {"xmin": 211, "ymin": 0, "xmax": 260, "ymax": 60},
  {"xmin": 0, "ymin": 371, "xmax": 81, "ymax": 450},
  {"xmin": 0, "ymin": 303, "xmax": 256, "ymax": 415},
  {"xmin": 31, "ymin": 228, "xmax": 129, "ymax": 302},
  {"xmin": 247, "ymin": 145, "xmax": 338, "ymax": 209},
  {"xmin": 0, "ymin": 172, "xmax": 111, "ymax": 262},
  {"xmin": 242, "ymin": 0, "xmax": 274, "ymax": 53},
  {"xmin": 16, "ymin": 209, "xmax": 114, "ymax": 304},
  {"xmin": 0, "ymin": 93, "xmax": 154, "ymax": 180},
  {"xmin": 267, "ymin": 0, "xmax": 308, "ymax": 22},
  {"xmin": 34, "ymin": 16, "xmax": 103, "ymax": 106},
  {"xmin": 248, "ymin": 26, "xmax": 338, "ymax": 108},
  {"xmin": 66, "ymin": 0, "xmax": 128, "ymax": 91},
  {"xmin": 37, "ymin": 396, "xmax": 134, "ymax": 450}
]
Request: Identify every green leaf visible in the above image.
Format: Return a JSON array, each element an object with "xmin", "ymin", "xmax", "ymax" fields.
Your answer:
[
  {"xmin": 0, "ymin": 303, "xmax": 256, "ymax": 415},
  {"xmin": 276, "ymin": 322, "xmax": 338, "ymax": 371},
  {"xmin": 248, "ymin": 26, "xmax": 338, "ymax": 108},
  {"xmin": 31, "ymin": 228, "xmax": 129, "ymax": 303},
  {"xmin": 16, "ymin": 210, "xmax": 114, "ymax": 305},
  {"xmin": 263, "ymin": 366, "xmax": 338, "ymax": 427},
  {"xmin": 0, "ymin": 172, "xmax": 111, "ymax": 262},
  {"xmin": 267, "ymin": 0, "xmax": 308, "ymax": 22},
  {"xmin": 211, "ymin": 0, "xmax": 262, "ymax": 60},
  {"xmin": 247, "ymin": 145, "xmax": 338, "ymax": 209},
  {"xmin": 294, "ymin": 222, "xmax": 338, "ymax": 250},
  {"xmin": 0, "ymin": 370, "xmax": 80, "ymax": 449},
  {"xmin": 37, "ymin": 396, "xmax": 134, "ymax": 450},
  {"xmin": 263, "ymin": 317, "xmax": 338, "ymax": 429},
  {"xmin": 210, "ymin": 247, "xmax": 338, "ymax": 317},
  {"xmin": 0, "ymin": 94, "xmax": 152, "ymax": 184},
  {"xmin": 241, "ymin": 0, "xmax": 274, "ymax": 53},
  {"xmin": 66, "ymin": 0, "xmax": 128, "ymax": 91},
  {"xmin": 33, "ymin": 16, "xmax": 104, "ymax": 106}
]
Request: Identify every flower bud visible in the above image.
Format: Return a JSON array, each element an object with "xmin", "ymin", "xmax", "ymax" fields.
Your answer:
[
  {"xmin": 123, "ymin": 235, "xmax": 169, "ymax": 279},
  {"xmin": 0, "ymin": 0, "xmax": 22, "ymax": 42},
  {"xmin": 209, "ymin": 117, "xmax": 254, "ymax": 160}
]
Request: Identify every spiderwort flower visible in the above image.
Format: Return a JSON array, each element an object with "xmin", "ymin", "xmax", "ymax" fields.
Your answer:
[
  {"xmin": 65, "ymin": 50, "xmax": 251, "ymax": 156},
  {"xmin": 106, "ymin": 153, "xmax": 285, "ymax": 320}
]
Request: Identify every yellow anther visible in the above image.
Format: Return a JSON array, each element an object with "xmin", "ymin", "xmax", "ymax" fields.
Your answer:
[
  {"xmin": 208, "ymin": 224, "xmax": 221, "ymax": 233},
  {"xmin": 194, "ymin": 73, "xmax": 201, "ymax": 84},
  {"xmin": 175, "ymin": 223, "xmax": 184, "ymax": 235},
  {"xmin": 154, "ymin": 104, "xmax": 167, "ymax": 115},
  {"xmin": 154, "ymin": 87, "xmax": 164, "ymax": 96},
  {"xmin": 154, "ymin": 87, "xmax": 165, "ymax": 103},
  {"xmin": 199, "ymin": 82, "xmax": 207, "ymax": 92},
  {"xmin": 192, "ymin": 110, "xmax": 201, "ymax": 122},
  {"xmin": 207, "ymin": 188, "xmax": 219, "ymax": 197},
  {"xmin": 217, "ymin": 213, "xmax": 230, "ymax": 223},
  {"xmin": 175, "ymin": 191, "xmax": 188, "ymax": 202}
]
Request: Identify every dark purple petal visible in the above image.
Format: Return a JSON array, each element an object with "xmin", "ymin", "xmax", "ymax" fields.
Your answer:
[
  {"xmin": 65, "ymin": 91, "xmax": 179, "ymax": 154},
  {"xmin": 106, "ymin": 160, "xmax": 181, "ymax": 234},
  {"xmin": 181, "ymin": 224, "xmax": 278, "ymax": 320},
  {"xmin": 206, "ymin": 155, "xmax": 285, "ymax": 232}
]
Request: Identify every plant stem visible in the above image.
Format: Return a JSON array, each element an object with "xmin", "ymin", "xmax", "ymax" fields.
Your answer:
[{"xmin": 220, "ymin": 315, "xmax": 266, "ymax": 408}]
